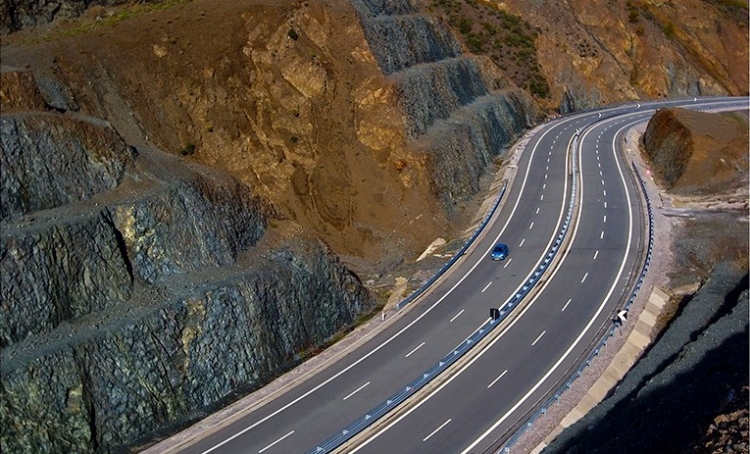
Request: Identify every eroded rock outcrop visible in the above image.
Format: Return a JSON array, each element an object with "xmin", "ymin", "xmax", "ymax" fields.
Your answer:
[
  {"xmin": 643, "ymin": 108, "xmax": 749, "ymax": 192},
  {"xmin": 352, "ymin": 0, "xmax": 539, "ymax": 214},
  {"xmin": 543, "ymin": 263, "xmax": 749, "ymax": 454},
  {"xmin": 0, "ymin": 68, "xmax": 375, "ymax": 453}
]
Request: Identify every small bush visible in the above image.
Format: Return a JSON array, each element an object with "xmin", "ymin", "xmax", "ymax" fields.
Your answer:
[
  {"xmin": 179, "ymin": 143, "xmax": 196, "ymax": 156},
  {"xmin": 287, "ymin": 28, "xmax": 299, "ymax": 41}
]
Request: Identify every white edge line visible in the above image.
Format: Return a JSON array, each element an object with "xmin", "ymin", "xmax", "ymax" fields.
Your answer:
[
  {"xmin": 460, "ymin": 108, "xmax": 637, "ymax": 454},
  {"xmin": 200, "ymin": 115, "xmax": 575, "ymax": 454}
]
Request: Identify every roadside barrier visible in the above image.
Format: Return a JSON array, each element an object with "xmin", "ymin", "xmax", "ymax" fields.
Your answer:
[
  {"xmin": 306, "ymin": 129, "xmax": 581, "ymax": 454},
  {"xmin": 495, "ymin": 158, "xmax": 655, "ymax": 454},
  {"xmin": 396, "ymin": 179, "xmax": 508, "ymax": 310}
]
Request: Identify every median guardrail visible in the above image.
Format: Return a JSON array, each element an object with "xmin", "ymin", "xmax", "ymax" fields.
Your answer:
[
  {"xmin": 305, "ymin": 127, "xmax": 582, "ymax": 454},
  {"xmin": 495, "ymin": 159, "xmax": 655, "ymax": 454}
]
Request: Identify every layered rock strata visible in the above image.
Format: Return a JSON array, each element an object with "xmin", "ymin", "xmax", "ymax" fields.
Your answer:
[
  {"xmin": 0, "ymin": 68, "xmax": 374, "ymax": 453},
  {"xmin": 351, "ymin": 0, "xmax": 539, "ymax": 213}
]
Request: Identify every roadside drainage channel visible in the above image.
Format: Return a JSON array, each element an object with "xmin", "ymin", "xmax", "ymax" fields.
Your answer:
[
  {"xmin": 305, "ymin": 125, "xmax": 584, "ymax": 454},
  {"xmin": 495, "ymin": 130, "xmax": 656, "ymax": 454}
]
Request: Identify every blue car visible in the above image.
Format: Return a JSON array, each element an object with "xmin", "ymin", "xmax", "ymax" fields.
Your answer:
[{"xmin": 491, "ymin": 243, "xmax": 510, "ymax": 261}]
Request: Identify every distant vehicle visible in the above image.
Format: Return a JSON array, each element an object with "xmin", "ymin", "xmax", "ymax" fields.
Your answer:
[{"xmin": 491, "ymin": 243, "xmax": 510, "ymax": 261}]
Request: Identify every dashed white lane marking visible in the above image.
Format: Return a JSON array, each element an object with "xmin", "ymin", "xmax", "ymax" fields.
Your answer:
[
  {"xmin": 405, "ymin": 342, "xmax": 426, "ymax": 358},
  {"xmin": 599, "ymin": 170, "xmax": 603, "ymax": 176},
  {"xmin": 529, "ymin": 222, "xmax": 534, "ymax": 230},
  {"xmin": 604, "ymin": 201, "xmax": 607, "ymax": 208},
  {"xmin": 603, "ymin": 189, "xmax": 607, "ymax": 196},
  {"xmin": 343, "ymin": 382, "xmax": 371, "ymax": 401},
  {"xmin": 482, "ymin": 282, "xmax": 492, "ymax": 293},
  {"xmin": 519, "ymin": 238, "xmax": 526, "ymax": 247},
  {"xmin": 603, "ymin": 215, "xmax": 607, "ymax": 223},
  {"xmin": 600, "ymin": 230, "xmax": 605, "ymax": 239},
  {"xmin": 543, "ymin": 183, "xmax": 546, "ymax": 190},
  {"xmin": 581, "ymin": 272, "xmax": 589, "ymax": 283},
  {"xmin": 423, "ymin": 419, "xmax": 452, "ymax": 442},
  {"xmin": 602, "ymin": 179, "xmax": 605, "ymax": 185},
  {"xmin": 593, "ymin": 250, "xmax": 599, "ymax": 260},
  {"xmin": 540, "ymin": 194, "xmax": 544, "ymax": 201},
  {"xmin": 487, "ymin": 370, "xmax": 508, "ymax": 389},
  {"xmin": 561, "ymin": 298, "xmax": 572, "ymax": 312},
  {"xmin": 450, "ymin": 309, "xmax": 465, "ymax": 323},
  {"xmin": 545, "ymin": 173, "xmax": 548, "ymax": 180},
  {"xmin": 504, "ymin": 258, "xmax": 513, "ymax": 268},
  {"xmin": 536, "ymin": 207, "xmax": 540, "ymax": 214},
  {"xmin": 258, "ymin": 431, "xmax": 295, "ymax": 453},
  {"xmin": 531, "ymin": 330, "xmax": 546, "ymax": 346}
]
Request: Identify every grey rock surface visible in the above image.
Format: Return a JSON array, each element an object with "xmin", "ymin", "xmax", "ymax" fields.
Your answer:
[
  {"xmin": 352, "ymin": 0, "xmax": 539, "ymax": 215},
  {"xmin": 0, "ymin": 68, "xmax": 375, "ymax": 453},
  {"xmin": 543, "ymin": 262, "xmax": 749, "ymax": 454}
]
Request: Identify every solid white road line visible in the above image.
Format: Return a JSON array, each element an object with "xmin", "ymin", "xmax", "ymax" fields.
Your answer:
[
  {"xmin": 450, "ymin": 309, "xmax": 465, "ymax": 323},
  {"xmin": 343, "ymin": 382, "xmax": 371, "ymax": 401},
  {"xmin": 423, "ymin": 419, "xmax": 452, "ymax": 442},
  {"xmin": 258, "ymin": 431, "xmax": 294, "ymax": 453},
  {"xmin": 405, "ymin": 342, "xmax": 426, "ymax": 358},
  {"xmin": 461, "ymin": 109, "xmax": 638, "ymax": 454},
  {"xmin": 487, "ymin": 370, "xmax": 508, "ymax": 389},
  {"xmin": 482, "ymin": 282, "xmax": 492, "ymax": 293},
  {"xmin": 561, "ymin": 298, "xmax": 572, "ymax": 312},
  {"xmin": 531, "ymin": 330, "xmax": 546, "ymax": 346}
]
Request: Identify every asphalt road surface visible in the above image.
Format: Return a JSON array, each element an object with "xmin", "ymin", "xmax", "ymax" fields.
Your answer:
[{"xmin": 172, "ymin": 97, "xmax": 746, "ymax": 454}]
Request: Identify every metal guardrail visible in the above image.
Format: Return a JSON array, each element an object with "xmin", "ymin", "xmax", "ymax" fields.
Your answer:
[
  {"xmin": 305, "ymin": 131, "xmax": 581, "ymax": 454},
  {"xmin": 494, "ymin": 97, "xmax": 748, "ymax": 452},
  {"xmin": 496, "ymin": 158, "xmax": 655, "ymax": 454}
]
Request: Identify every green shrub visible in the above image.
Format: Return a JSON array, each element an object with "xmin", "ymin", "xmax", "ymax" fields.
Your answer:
[{"xmin": 179, "ymin": 143, "xmax": 196, "ymax": 156}]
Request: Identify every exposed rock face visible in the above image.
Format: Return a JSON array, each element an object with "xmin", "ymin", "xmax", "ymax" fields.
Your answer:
[
  {"xmin": 451, "ymin": 0, "xmax": 748, "ymax": 112},
  {"xmin": 0, "ymin": 0, "xmax": 143, "ymax": 34},
  {"xmin": 543, "ymin": 263, "xmax": 749, "ymax": 454},
  {"xmin": 643, "ymin": 108, "xmax": 749, "ymax": 192},
  {"xmin": 352, "ymin": 0, "xmax": 539, "ymax": 213},
  {"xmin": 0, "ymin": 68, "xmax": 375, "ymax": 453},
  {"xmin": 1, "ymin": 112, "xmax": 133, "ymax": 220}
]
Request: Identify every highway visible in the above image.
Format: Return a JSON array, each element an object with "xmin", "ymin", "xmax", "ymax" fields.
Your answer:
[{"xmin": 170, "ymin": 97, "xmax": 745, "ymax": 454}]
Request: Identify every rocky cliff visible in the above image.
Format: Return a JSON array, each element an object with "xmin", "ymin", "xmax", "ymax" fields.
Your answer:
[
  {"xmin": 352, "ymin": 0, "xmax": 539, "ymax": 212},
  {"xmin": 643, "ymin": 108, "xmax": 749, "ymax": 193},
  {"xmin": 0, "ymin": 67, "xmax": 375, "ymax": 453},
  {"xmin": 420, "ymin": 0, "xmax": 748, "ymax": 112},
  {"xmin": 543, "ymin": 263, "xmax": 749, "ymax": 454}
]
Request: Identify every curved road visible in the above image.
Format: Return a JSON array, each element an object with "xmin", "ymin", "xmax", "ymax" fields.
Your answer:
[{"xmin": 169, "ymin": 97, "xmax": 746, "ymax": 454}]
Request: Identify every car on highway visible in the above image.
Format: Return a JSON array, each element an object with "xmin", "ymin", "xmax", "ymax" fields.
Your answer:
[{"xmin": 490, "ymin": 243, "xmax": 510, "ymax": 261}]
